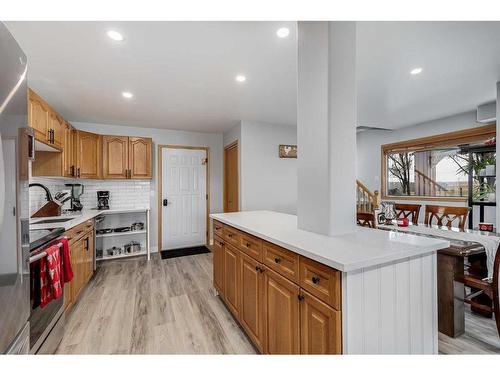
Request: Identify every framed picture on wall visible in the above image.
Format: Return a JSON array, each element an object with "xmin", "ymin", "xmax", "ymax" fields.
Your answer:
[{"xmin": 279, "ymin": 144, "xmax": 297, "ymax": 158}]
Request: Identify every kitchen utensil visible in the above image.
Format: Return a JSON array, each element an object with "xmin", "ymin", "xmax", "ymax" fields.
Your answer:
[
  {"xmin": 124, "ymin": 241, "xmax": 141, "ymax": 254},
  {"xmin": 131, "ymin": 222, "xmax": 144, "ymax": 231},
  {"xmin": 106, "ymin": 247, "xmax": 122, "ymax": 256},
  {"xmin": 96, "ymin": 228, "xmax": 113, "ymax": 235},
  {"xmin": 114, "ymin": 226, "xmax": 131, "ymax": 233}
]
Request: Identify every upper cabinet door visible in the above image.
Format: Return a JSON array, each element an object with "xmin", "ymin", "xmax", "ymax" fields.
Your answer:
[
  {"xmin": 75, "ymin": 130, "xmax": 101, "ymax": 179},
  {"xmin": 62, "ymin": 122, "xmax": 74, "ymax": 177},
  {"xmin": 50, "ymin": 113, "xmax": 64, "ymax": 149},
  {"xmin": 128, "ymin": 137, "xmax": 152, "ymax": 179},
  {"xmin": 28, "ymin": 90, "xmax": 49, "ymax": 142},
  {"xmin": 103, "ymin": 135, "xmax": 129, "ymax": 179}
]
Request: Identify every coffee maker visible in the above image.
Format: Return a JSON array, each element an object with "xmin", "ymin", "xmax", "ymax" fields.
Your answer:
[
  {"xmin": 97, "ymin": 191, "xmax": 110, "ymax": 210},
  {"xmin": 65, "ymin": 183, "xmax": 84, "ymax": 211}
]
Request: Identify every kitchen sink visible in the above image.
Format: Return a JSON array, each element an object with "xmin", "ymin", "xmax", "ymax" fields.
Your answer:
[{"xmin": 33, "ymin": 218, "xmax": 74, "ymax": 224}]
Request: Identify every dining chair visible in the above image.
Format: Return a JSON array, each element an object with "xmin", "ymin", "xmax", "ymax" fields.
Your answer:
[
  {"xmin": 395, "ymin": 203, "xmax": 422, "ymax": 225},
  {"xmin": 356, "ymin": 212, "xmax": 377, "ymax": 228},
  {"xmin": 424, "ymin": 205, "xmax": 469, "ymax": 231},
  {"xmin": 456, "ymin": 245, "xmax": 500, "ymax": 337}
]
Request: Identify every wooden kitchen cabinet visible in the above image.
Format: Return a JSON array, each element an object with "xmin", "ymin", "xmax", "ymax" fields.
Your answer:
[
  {"xmin": 300, "ymin": 290, "xmax": 341, "ymax": 354},
  {"xmin": 65, "ymin": 222, "xmax": 94, "ymax": 312},
  {"xmin": 28, "ymin": 89, "xmax": 62, "ymax": 150},
  {"xmin": 62, "ymin": 122, "xmax": 75, "ymax": 177},
  {"xmin": 213, "ymin": 236, "xmax": 224, "ymax": 294},
  {"xmin": 213, "ymin": 222, "xmax": 343, "ymax": 354},
  {"xmin": 28, "ymin": 89, "xmax": 49, "ymax": 143},
  {"xmin": 102, "ymin": 135, "xmax": 129, "ymax": 179},
  {"xmin": 223, "ymin": 243, "xmax": 240, "ymax": 317},
  {"xmin": 49, "ymin": 112, "xmax": 64, "ymax": 149},
  {"xmin": 129, "ymin": 137, "xmax": 152, "ymax": 179},
  {"xmin": 75, "ymin": 130, "xmax": 101, "ymax": 179},
  {"xmin": 264, "ymin": 267, "xmax": 300, "ymax": 354},
  {"xmin": 240, "ymin": 253, "xmax": 265, "ymax": 352},
  {"xmin": 102, "ymin": 135, "xmax": 152, "ymax": 179}
]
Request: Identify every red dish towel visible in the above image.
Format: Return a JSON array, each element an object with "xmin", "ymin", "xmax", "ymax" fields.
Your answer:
[
  {"xmin": 59, "ymin": 238, "xmax": 73, "ymax": 284},
  {"xmin": 40, "ymin": 245, "xmax": 63, "ymax": 308}
]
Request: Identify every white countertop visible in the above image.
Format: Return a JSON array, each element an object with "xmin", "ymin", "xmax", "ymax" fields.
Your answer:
[
  {"xmin": 210, "ymin": 211, "xmax": 450, "ymax": 272},
  {"xmin": 30, "ymin": 207, "xmax": 150, "ymax": 231}
]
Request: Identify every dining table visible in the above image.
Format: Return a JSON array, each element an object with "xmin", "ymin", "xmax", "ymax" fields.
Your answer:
[{"xmin": 377, "ymin": 221, "xmax": 498, "ymax": 338}]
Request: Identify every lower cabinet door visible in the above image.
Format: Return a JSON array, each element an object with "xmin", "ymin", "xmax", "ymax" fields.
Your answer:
[
  {"xmin": 300, "ymin": 290, "xmax": 342, "ymax": 354},
  {"xmin": 213, "ymin": 237, "xmax": 224, "ymax": 294},
  {"xmin": 223, "ymin": 244, "xmax": 240, "ymax": 317},
  {"xmin": 240, "ymin": 253, "xmax": 265, "ymax": 352},
  {"xmin": 264, "ymin": 267, "xmax": 300, "ymax": 354}
]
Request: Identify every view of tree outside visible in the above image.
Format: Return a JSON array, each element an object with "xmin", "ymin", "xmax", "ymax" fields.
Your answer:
[{"xmin": 386, "ymin": 148, "xmax": 470, "ymax": 197}]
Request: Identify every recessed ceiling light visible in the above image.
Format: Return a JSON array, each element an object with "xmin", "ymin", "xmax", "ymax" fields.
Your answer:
[
  {"xmin": 410, "ymin": 67, "xmax": 423, "ymax": 75},
  {"xmin": 107, "ymin": 30, "xmax": 124, "ymax": 41},
  {"xmin": 276, "ymin": 27, "xmax": 290, "ymax": 38},
  {"xmin": 235, "ymin": 75, "xmax": 246, "ymax": 83},
  {"xmin": 122, "ymin": 91, "xmax": 133, "ymax": 99}
]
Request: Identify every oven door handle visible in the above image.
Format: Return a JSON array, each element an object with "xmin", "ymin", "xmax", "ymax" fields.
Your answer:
[{"xmin": 29, "ymin": 252, "xmax": 46, "ymax": 264}]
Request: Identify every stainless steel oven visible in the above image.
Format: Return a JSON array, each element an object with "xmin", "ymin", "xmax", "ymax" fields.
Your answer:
[{"xmin": 28, "ymin": 228, "xmax": 65, "ymax": 354}]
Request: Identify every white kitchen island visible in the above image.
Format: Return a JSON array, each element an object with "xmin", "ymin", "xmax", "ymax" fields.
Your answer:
[{"xmin": 211, "ymin": 210, "xmax": 450, "ymax": 354}]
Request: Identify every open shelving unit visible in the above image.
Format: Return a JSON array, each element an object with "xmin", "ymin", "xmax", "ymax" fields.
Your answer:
[{"xmin": 95, "ymin": 208, "xmax": 150, "ymax": 262}]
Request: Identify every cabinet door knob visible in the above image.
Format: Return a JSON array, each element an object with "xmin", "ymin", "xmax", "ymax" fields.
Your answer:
[
  {"xmin": 274, "ymin": 257, "xmax": 281, "ymax": 264},
  {"xmin": 312, "ymin": 276, "xmax": 320, "ymax": 284},
  {"xmin": 255, "ymin": 265, "xmax": 260, "ymax": 271},
  {"xmin": 298, "ymin": 294, "xmax": 304, "ymax": 301}
]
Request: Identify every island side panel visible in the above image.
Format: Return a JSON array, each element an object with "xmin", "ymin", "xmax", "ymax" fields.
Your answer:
[{"xmin": 342, "ymin": 252, "xmax": 437, "ymax": 354}]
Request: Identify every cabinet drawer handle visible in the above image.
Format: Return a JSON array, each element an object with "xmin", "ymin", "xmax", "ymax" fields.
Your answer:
[
  {"xmin": 312, "ymin": 276, "xmax": 320, "ymax": 284},
  {"xmin": 245, "ymin": 242, "xmax": 251, "ymax": 248},
  {"xmin": 274, "ymin": 257, "xmax": 281, "ymax": 264},
  {"xmin": 298, "ymin": 294, "xmax": 304, "ymax": 301},
  {"xmin": 227, "ymin": 233, "xmax": 233, "ymax": 238},
  {"xmin": 215, "ymin": 226, "xmax": 221, "ymax": 230}
]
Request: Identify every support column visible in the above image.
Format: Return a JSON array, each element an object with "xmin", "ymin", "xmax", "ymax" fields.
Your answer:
[{"xmin": 297, "ymin": 21, "xmax": 357, "ymax": 236}]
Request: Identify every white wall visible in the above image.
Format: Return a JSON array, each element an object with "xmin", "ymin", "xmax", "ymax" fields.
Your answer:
[
  {"xmin": 223, "ymin": 121, "xmax": 297, "ymax": 214},
  {"xmin": 240, "ymin": 121, "xmax": 297, "ymax": 214},
  {"xmin": 72, "ymin": 121, "xmax": 223, "ymax": 252},
  {"xmin": 356, "ymin": 110, "xmax": 495, "ymax": 224}
]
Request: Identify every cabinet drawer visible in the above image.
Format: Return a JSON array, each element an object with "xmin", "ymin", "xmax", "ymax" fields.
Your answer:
[
  {"xmin": 238, "ymin": 232, "xmax": 263, "ymax": 262},
  {"xmin": 299, "ymin": 257, "xmax": 341, "ymax": 310},
  {"xmin": 223, "ymin": 225, "xmax": 241, "ymax": 248},
  {"xmin": 66, "ymin": 220, "xmax": 94, "ymax": 244},
  {"xmin": 213, "ymin": 220, "xmax": 224, "ymax": 238},
  {"xmin": 263, "ymin": 241, "xmax": 299, "ymax": 283}
]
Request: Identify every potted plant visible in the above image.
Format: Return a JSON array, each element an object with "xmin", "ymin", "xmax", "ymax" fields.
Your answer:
[{"xmin": 485, "ymin": 155, "xmax": 496, "ymax": 176}]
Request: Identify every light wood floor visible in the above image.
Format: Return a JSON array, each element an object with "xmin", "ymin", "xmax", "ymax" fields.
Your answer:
[
  {"xmin": 56, "ymin": 253, "xmax": 256, "ymax": 354},
  {"xmin": 56, "ymin": 253, "xmax": 499, "ymax": 354}
]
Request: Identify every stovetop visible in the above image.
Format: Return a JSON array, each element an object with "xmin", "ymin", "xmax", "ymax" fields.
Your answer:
[{"xmin": 29, "ymin": 227, "xmax": 65, "ymax": 251}]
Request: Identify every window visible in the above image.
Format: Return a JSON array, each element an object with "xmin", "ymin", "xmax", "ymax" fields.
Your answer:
[{"xmin": 381, "ymin": 125, "xmax": 496, "ymax": 201}]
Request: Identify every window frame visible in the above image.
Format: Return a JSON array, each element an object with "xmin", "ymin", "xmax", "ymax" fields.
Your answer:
[{"xmin": 380, "ymin": 124, "xmax": 496, "ymax": 202}]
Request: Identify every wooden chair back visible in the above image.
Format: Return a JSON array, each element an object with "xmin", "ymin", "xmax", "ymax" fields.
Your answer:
[
  {"xmin": 493, "ymin": 247, "xmax": 500, "ymax": 337},
  {"xmin": 395, "ymin": 203, "xmax": 421, "ymax": 225},
  {"xmin": 424, "ymin": 205, "xmax": 469, "ymax": 231},
  {"xmin": 356, "ymin": 212, "xmax": 377, "ymax": 228}
]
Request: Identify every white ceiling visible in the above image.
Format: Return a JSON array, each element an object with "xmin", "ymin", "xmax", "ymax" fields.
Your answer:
[
  {"xmin": 5, "ymin": 21, "xmax": 298, "ymax": 132},
  {"xmin": 5, "ymin": 21, "xmax": 500, "ymax": 133},
  {"xmin": 357, "ymin": 21, "xmax": 500, "ymax": 129}
]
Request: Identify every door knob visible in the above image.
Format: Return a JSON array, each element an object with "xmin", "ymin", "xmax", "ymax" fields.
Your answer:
[{"xmin": 163, "ymin": 199, "xmax": 168, "ymax": 206}]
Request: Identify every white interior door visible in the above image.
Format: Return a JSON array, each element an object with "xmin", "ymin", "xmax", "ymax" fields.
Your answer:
[{"xmin": 162, "ymin": 147, "xmax": 207, "ymax": 250}]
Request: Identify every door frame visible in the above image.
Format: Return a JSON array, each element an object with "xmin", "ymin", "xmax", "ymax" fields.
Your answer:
[
  {"xmin": 223, "ymin": 140, "xmax": 239, "ymax": 212},
  {"xmin": 157, "ymin": 144, "xmax": 210, "ymax": 251}
]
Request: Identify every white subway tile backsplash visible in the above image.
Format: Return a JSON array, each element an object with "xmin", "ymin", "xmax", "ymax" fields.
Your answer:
[{"xmin": 30, "ymin": 177, "xmax": 151, "ymax": 215}]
